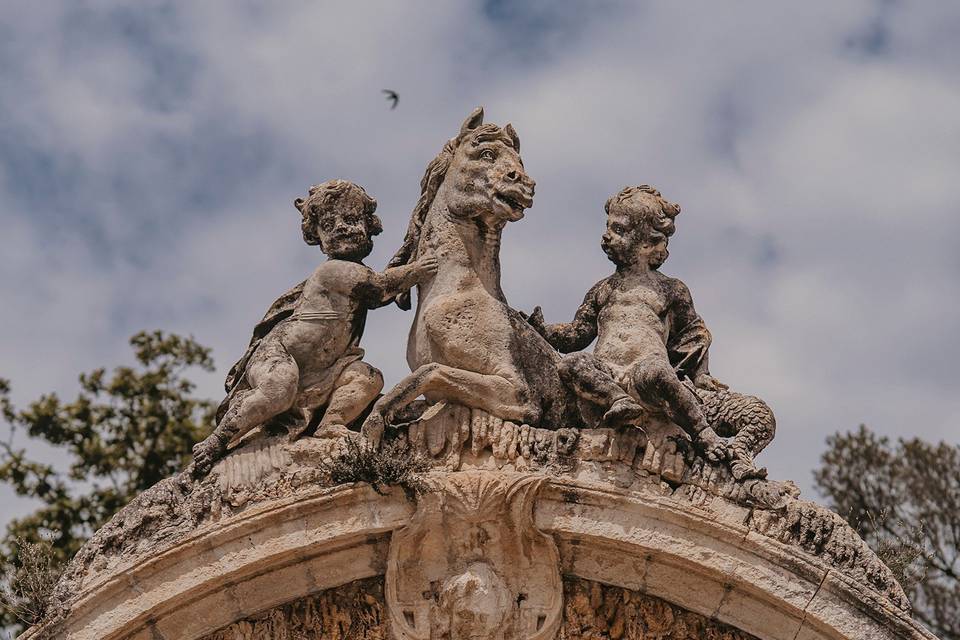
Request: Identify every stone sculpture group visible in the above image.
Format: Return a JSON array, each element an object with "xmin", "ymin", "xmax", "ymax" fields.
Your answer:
[
  {"xmin": 191, "ymin": 106, "xmax": 774, "ymax": 483},
  {"xmin": 27, "ymin": 108, "xmax": 930, "ymax": 640},
  {"xmin": 181, "ymin": 107, "xmax": 791, "ymax": 640}
]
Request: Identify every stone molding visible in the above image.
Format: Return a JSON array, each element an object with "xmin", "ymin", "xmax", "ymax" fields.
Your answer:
[{"xmin": 23, "ymin": 470, "xmax": 936, "ymax": 640}]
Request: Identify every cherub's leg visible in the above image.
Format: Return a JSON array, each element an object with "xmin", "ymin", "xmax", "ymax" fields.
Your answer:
[
  {"xmin": 314, "ymin": 362, "xmax": 384, "ymax": 439},
  {"xmin": 630, "ymin": 358, "xmax": 725, "ymax": 462},
  {"xmin": 559, "ymin": 353, "xmax": 644, "ymax": 426},
  {"xmin": 361, "ymin": 363, "xmax": 537, "ymax": 448},
  {"xmin": 192, "ymin": 349, "xmax": 299, "ymax": 476}
]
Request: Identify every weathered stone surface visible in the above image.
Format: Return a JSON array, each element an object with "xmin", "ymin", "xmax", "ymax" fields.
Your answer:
[
  {"xmin": 360, "ymin": 107, "xmax": 580, "ymax": 444},
  {"xmin": 45, "ymin": 403, "xmax": 911, "ymax": 633},
  {"xmin": 386, "ymin": 472, "xmax": 561, "ymax": 639},
  {"xmin": 559, "ymin": 578, "xmax": 757, "ymax": 640},
  {"xmin": 24, "ymin": 462, "xmax": 935, "ymax": 639},
  {"xmin": 197, "ymin": 576, "xmax": 761, "ymax": 640},
  {"xmin": 527, "ymin": 185, "xmax": 772, "ymax": 481},
  {"xmin": 197, "ymin": 576, "xmax": 762, "ymax": 640}
]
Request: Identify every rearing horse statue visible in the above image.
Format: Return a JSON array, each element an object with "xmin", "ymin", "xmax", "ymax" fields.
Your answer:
[{"xmin": 361, "ymin": 108, "xmax": 578, "ymax": 442}]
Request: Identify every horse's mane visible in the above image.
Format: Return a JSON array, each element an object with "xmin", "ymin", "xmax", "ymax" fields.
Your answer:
[
  {"xmin": 389, "ymin": 139, "xmax": 456, "ymax": 271},
  {"xmin": 389, "ymin": 120, "xmax": 509, "ymax": 309}
]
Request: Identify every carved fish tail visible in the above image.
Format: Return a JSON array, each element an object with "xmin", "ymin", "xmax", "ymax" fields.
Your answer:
[{"xmin": 699, "ymin": 388, "xmax": 776, "ymax": 480}]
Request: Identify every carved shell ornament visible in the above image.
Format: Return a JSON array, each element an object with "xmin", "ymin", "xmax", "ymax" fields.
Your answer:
[{"xmin": 386, "ymin": 472, "xmax": 562, "ymax": 640}]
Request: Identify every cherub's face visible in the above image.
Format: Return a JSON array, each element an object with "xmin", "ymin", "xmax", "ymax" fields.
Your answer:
[
  {"xmin": 601, "ymin": 199, "xmax": 669, "ymax": 269},
  {"xmin": 314, "ymin": 196, "xmax": 374, "ymax": 261}
]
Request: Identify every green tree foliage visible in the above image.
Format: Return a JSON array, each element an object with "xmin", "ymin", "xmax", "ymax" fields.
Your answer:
[
  {"xmin": 815, "ymin": 425, "xmax": 960, "ymax": 639},
  {"xmin": 0, "ymin": 331, "xmax": 216, "ymax": 632}
]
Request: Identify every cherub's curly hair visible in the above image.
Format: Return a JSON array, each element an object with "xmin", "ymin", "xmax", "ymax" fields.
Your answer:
[
  {"xmin": 605, "ymin": 184, "xmax": 681, "ymax": 244},
  {"xmin": 293, "ymin": 179, "xmax": 381, "ymax": 246}
]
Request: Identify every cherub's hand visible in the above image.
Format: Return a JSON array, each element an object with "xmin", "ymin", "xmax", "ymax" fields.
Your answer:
[
  {"xmin": 192, "ymin": 434, "xmax": 227, "ymax": 478},
  {"xmin": 413, "ymin": 255, "xmax": 439, "ymax": 280},
  {"xmin": 694, "ymin": 373, "xmax": 728, "ymax": 392},
  {"xmin": 521, "ymin": 306, "xmax": 546, "ymax": 334}
]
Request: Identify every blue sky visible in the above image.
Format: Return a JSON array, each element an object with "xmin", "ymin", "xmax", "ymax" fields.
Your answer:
[{"xmin": 2, "ymin": 1, "xmax": 959, "ymax": 526}]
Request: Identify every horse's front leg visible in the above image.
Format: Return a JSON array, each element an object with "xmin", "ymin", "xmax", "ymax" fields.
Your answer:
[{"xmin": 360, "ymin": 362, "xmax": 539, "ymax": 448}]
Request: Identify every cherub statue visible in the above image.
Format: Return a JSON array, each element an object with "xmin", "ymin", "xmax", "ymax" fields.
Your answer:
[
  {"xmin": 192, "ymin": 180, "xmax": 438, "ymax": 476},
  {"xmin": 527, "ymin": 186, "xmax": 739, "ymax": 466}
]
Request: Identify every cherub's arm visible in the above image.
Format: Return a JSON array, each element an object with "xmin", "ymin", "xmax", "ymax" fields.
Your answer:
[
  {"xmin": 667, "ymin": 279, "xmax": 725, "ymax": 390},
  {"xmin": 354, "ymin": 256, "xmax": 439, "ymax": 308},
  {"xmin": 528, "ymin": 279, "xmax": 604, "ymax": 353}
]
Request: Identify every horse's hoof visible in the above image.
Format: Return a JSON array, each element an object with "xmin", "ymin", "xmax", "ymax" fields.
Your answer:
[
  {"xmin": 601, "ymin": 396, "xmax": 645, "ymax": 426},
  {"xmin": 361, "ymin": 413, "xmax": 385, "ymax": 449}
]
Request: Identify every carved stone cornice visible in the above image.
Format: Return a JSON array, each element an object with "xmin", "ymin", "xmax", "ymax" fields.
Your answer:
[{"xmin": 22, "ymin": 406, "xmax": 936, "ymax": 640}]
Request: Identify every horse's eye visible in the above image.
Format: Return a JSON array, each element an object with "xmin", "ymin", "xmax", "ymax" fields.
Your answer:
[{"xmin": 480, "ymin": 149, "xmax": 496, "ymax": 162}]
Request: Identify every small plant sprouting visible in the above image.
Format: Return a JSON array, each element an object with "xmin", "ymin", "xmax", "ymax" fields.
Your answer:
[
  {"xmin": 0, "ymin": 536, "xmax": 63, "ymax": 628},
  {"xmin": 318, "ymin": 436, "xmax": 431, "ymax": 497}
]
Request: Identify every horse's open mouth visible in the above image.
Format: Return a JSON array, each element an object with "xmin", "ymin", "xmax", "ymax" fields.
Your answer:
[{"xmin": 495, "ymin": 192, "xmax": 531, "ymax": 212}]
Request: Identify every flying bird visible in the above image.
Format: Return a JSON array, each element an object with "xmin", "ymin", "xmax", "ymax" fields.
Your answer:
[{"xmin": 382, "ymin": 89, "xmax": 399, "ymax": 110}]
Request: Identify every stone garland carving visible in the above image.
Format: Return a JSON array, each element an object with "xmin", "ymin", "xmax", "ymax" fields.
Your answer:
[{"xmin": 198, "ymin": 576, "xmax": 757, "ymax": 640}]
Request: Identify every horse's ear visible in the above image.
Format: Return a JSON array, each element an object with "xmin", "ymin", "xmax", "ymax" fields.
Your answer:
[
  {"xmin": 504, "ymin": 123, "xmax": 520, "ymax": 152},
  {"xmin": 459, "ymin": 107, "xmax": 484, "ymax": 137}
]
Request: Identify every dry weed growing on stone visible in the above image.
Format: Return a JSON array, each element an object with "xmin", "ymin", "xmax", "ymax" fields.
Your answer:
[
  {"xmin": 0, "ymin": 537, "xmax": 61, "ymax": 628},
  {"xmin": 318, "ymin": 436, "xmax": 430, "ymax": 497}
]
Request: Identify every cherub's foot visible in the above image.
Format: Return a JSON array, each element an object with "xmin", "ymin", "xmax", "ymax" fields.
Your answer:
[
  {"xmin": 314, "ymin": 423, "xmax": 355, "ymax": 440},
  {"xmin": 697, "ymin": 426, "xmax": 728, "ymax": 463},
  {"xmin": 601, "ymin": 396, "xmax": 645, "ymax": 426},
  {"xmin": 360, "ymin": 412, "xmax": 385, "ymax": 450},
  {"xmin": 192, "ymin": 434, "xmax": 227, "ymax": 478}
]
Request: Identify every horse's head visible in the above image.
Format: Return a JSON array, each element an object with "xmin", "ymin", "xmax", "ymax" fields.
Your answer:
[
  {"xmin": 440, "ymin": 107, "xmax": 535, "ymax": 225},
  {"xmin": 389, "ymin": 108, "xmax": 536, "ymax": 308}
]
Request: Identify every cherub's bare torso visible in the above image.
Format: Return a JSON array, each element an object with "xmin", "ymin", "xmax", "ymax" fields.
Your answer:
[
  {"xmin": 272, "ymin": 260, "xmax": 370, "ymax": 383},
  {"xmin": 594, "ymin": 271, "xmax": 676, "ymax": 369}
]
